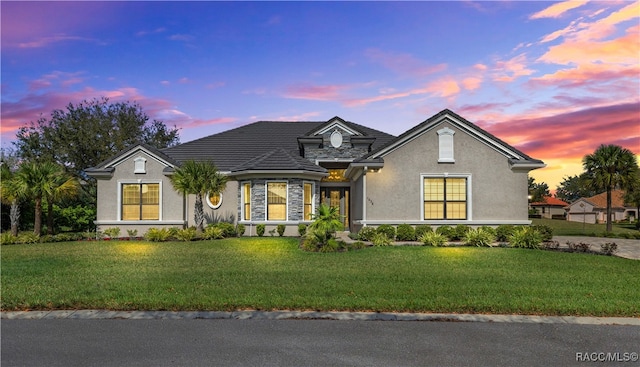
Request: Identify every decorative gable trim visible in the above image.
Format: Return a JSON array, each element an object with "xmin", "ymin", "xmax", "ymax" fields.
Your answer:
[{"xmin": 309, "ymin": 116, "xmax": 362, "ymax": 136}]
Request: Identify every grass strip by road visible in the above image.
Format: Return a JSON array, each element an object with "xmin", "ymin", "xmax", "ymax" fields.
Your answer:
[{"xmin": 2, "ymin": 238, "xmax": 638, "ymax": 316}]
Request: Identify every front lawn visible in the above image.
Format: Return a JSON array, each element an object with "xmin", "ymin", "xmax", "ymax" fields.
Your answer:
[{"xmin": 2, "ymin": 238, "xmax": 638, "ymax": 316}]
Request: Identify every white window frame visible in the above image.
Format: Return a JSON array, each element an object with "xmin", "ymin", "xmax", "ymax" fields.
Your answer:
[
  {"xmin": 240, "ymin": 181, "xmax": 251, "ymax": 221},
  {"xmin": 420, "ymin": 174, "xmax": 472, "ymax": 221},
  {"xmin": 117, "ymin": 179, "xmax": 163, "ymax": 221},
  {"xmin": 437, "ymin": 127, "xmax": 455, "ymax": 163},
  {"xmin": 265, "ymin": 180, "xmax": 288, "ymax": 221},
  {"xmin": 302, "ymin": 181, "xmax": 315, "ymax": 221},
  {"xmin": 206, "ymin": 191, "xmax": 223, "ymax": 209}
]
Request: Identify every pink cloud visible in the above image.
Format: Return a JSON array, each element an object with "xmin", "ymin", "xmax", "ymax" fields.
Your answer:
[
  {"xmin": 283, "ymin": 84, "xmax": 347, "ymax": 101},
  {"xmin": 529, "ymin": 0, "xmax": 588, "ymax": 19},
  {"xmin": 364, "ymin": 48, "xmax": 447, "ymax": 77},
  {"xmin": 492, "ymin": 54, "xmax": 535, "ymax": 82}
]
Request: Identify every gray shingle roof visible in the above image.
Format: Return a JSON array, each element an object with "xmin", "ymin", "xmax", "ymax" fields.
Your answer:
[
  {"xmin": 162, "ymin": 119, "xmax": 396, "ymax": 171},
  {"xmin": 230, "ymin": 148, "xmax": 327, "ymax": 173}
]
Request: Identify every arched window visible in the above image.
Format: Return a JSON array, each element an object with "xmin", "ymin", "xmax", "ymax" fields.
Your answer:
[
  {"xmin": 206, "ymin": 192, "xmax": 222, "ymax": 209},
  {"xmin": 437, "ymin": 127, "xmax": 455, "ymax": 163}
]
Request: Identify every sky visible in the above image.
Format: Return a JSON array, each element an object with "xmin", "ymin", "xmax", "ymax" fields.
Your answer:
[{"xmin": 1, "ymin": 1, "xmax": 639, "ymax": 193}]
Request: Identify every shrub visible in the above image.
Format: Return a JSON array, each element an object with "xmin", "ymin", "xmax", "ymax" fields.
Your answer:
[
  {"xmin": 1, "ymin": 233, "xmax": 17, "ymax": 245},
  {"xmin": 509, "ymin": 227, "xmax": 542, "ymax": 249},
  {"xmin": 349, "ymin": 241, "xmax": 367, "ymax": 250},
  {"xmin": 168, "ymin": 227, "xmax": 180, "ymax": 239},
  {"xmin": 210, "ymin": 222, "xmax": 236, "ymax": 238},
  {"xmin": 376, "ymin": 224, "xmax": 396, "ymax": 240},
  {"xmin": 464, "ymin": 227, "xmax": 496, "ymax": 247},
  {"xmin": 600, "ymin": 242, "xmax": 618, "ymax": 256},
  {"xmin": 318, "ymin": 238, "xmax": 340, "ymax": 253},
  {"xmin": 175, "ymin": 227, "xmax": 197, "ymax": 241},
  {"xmin": 567, "ymin": 241, "xmax": 591, "ymax": 252},
  {"xmin": 357, "ymin": 226, "xmax": 377, "ymax": 241},
  {"xmin": 542, "ymin": 240, "xmax": 560, "ymax": 250},
  {"xmin": 203, "ymin": 226, "xmax": 225, "ymax": 240},
  {"xmin": 277, "ymin": 224, "xmax": 286, "ymax": 237},
  {"xmin": 479, "ymin": 226, "xmax": 497, "ymax": 238},
  {"xmin": 256, "ymin": 224, "xmax": 266, "ymax": 237},
  {"xmin": 103, "ymin": 227, "xmax": 121, "ymax": 239},
  {"xmin": 451, "ymin": 225, "xmax": 470, "ymax": 241},
  {"xmin": 414, "ymin": 225, "xmax": 433, "ymax": 239},
  {"xmin": 435, "ymin": 225, "xmax": 454, "ymax": 241},
  {"xmin": 532, "ymin": 225, "xmax": 553, "ymax": 242},
  {"xmin": 144, "ymin": 228, "xmax": 171, "ymax": 242},
  {"xmin": 127, "ymin": 229, "xmax": 138, "ymax": 238},
  {"xmin": 40, "ymin": 234, "xmax": 55, "ymax": 244},
  {"xmin": 496, "ymin": 225, "xmax": 515, "ymax": 242},
  {"xmin": 298, "ymin": 224, "xmax": 307, "ymax": 237},
  {"xmin": 396, "ymin": 224, "xmax": 416, "ymax": 241},
  {"xmin": 236, "ymin": 224, "xmax": 246, "ymax": 237},
  {"xmin": 419, "ymin": 231, "xmax": 448, "ymax": 247},
  {"xmin": 370, "ymin": 232, "xmax": 393, "ymax": 246},
  {"xmin": 268, "ymin": 228, "xmax": 277, "ymax": 236}
]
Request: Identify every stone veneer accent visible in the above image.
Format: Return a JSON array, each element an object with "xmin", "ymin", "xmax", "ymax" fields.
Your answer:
[
  {"xmin": 238, "ymin": 178, "xmax": 321, "ymax": 222},
  {"xmin": 303, "ymin": 129, "xmax": 369, "ymax": 162}
]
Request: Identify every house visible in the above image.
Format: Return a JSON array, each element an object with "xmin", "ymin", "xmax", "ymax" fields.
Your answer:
[
  {"xmin": 566, "ymin": 190, "xmax": 637, "ymax": 224},
  {"xmin": 86, "ymin": 109, "xmax": 546, "ymax": 236},
  {"xmin": 530, "ymin": 196, "xmax": 569, "ymax": 219}
]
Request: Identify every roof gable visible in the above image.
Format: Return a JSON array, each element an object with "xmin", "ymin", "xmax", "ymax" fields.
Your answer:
[
  {"xmin": 364, "ymin": 109, "xmax": 544, "ymax": 170},
  {"xmin": 585, "ymin": 190, "xmax": 627, "ymax": 208},
  {"xmin": 306, "ymin": 116, "xmax": 363, "ymax": 136},
  {"xmin": 88, "ymin": 143, "xmax": 179, "ymax": 171}
]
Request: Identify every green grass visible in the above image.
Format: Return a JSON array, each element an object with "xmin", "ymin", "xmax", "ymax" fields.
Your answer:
[
  {"xmin": 531, "ymin": 218, "xmax": 640, "ymax": 237},
  {"xmin": 2, "ymin": 238, "xmax": 639, "ymax": 316}
]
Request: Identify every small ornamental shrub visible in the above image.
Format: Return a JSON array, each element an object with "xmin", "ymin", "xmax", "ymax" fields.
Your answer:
[
  {"xmin": 532, "ymin": 225, "xmax": 553, "ymax": 242},
  {"xmin": 39, "ymin": 235, "xmax": 55, "ymax": 244},
  {"xmin": 478, "ymin": 226, "xmax": 497, "ymax": 239},
  {"xmin": 414, "ymin": 225, "xmax": 433, "ymax": 239},
  {"xmin": 435, "ymin": 225, "xmax": 454, "ymax": 241},
  {"xmin": 127, "ymin": 229, "xmax": 138, "ymax": 238},
  {"xmin": 18, "ymin": 232, "xmax": 40, "ymax": 244},
  {"xmin": 175, "ymin": 227, "xmax": 197, "ymax": 242},
  {"xmin": 600, "ymin": 242, "xmax": 618, "ymax": 256},
  {"xmin": 210, "ymin": 222, "xmax": 236, "ymax": 238},
  {"xmin": 464, "ymin": 227, "xmax": 496, "ymax": 247},
  {"xmin": 318, "ymin": 238, "xmax": 340, "ymax": 253},
  {"xmin": 145, "ymin": 228, "xmax": 171, "ymax": 242},
  {"xmin": 349, "ymin": 241, "xmax": 367, "ymax": 250},
  {"xmin": 168, "ymin": 227, "xmax": 180, "ymax": 239},
  {"xmin": 452, "ymin": 224, "xmax": 470, "ymax": 241},
  {"xmin": 376, "ymin": 224, "xmax": 396, "ymax": 240},
  {"xmin": 509, "ymin": 227, "xmax": 542, "ymax": 249},
  {"xmin": 496, "ymin": 225, "xmax": 515, "ymax": 243},
  {"xmin": 103, "ymin": 227, "xmax": 121, "ymax": 239},
  {"xmin": 298, "ymin": 224, "xmax": 307, "ymax": 237},
  {"xmin": 256, "ymin": 224, "xmax": 266, "ymax": 237},
  {"xmin": 277, "ymin": 224, "xmax": 286, "ymax": 237},
  {"xmin": 357, "ymin": 226, "xmax": 377, "ymax": 241},
  {"xmin": 236, "ymin": 224, "xmax": 246, "ymax": 237},
  {"xmin": 371, "ymin": 232, "xmax": 393, "ymax": 246},
  {"xmin": 204, "ymin": 226, "xmax": 225, "ymax": 240},
  {"xmin": 1, "ymin": 233, "xmax": 17, "ymax": 246},
  {"xmin": 396, "ymin": 224, "xmax": 416, "ymax": 241},
  {"xmin": 419, "ymin": 231, "xmax": 448, "ymax": 247}
]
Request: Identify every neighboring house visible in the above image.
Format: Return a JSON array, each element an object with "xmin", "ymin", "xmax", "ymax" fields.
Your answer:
[
  {"xmin": 86, "ymin": 109, "xmax": 546, "ymax": 236},
  {"xmin": 530, "ymin": 196, "xmax": 569, "ymax": 219},
  {"xmin": 566, "ymin": 190, "xmax": 638, "ymax": 225}
]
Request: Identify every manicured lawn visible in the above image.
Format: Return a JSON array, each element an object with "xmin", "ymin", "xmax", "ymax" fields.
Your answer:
[
  {"xmin": 531, "ymin": 218, "xmax": 639, "ymax": 237},
  {"xmin": 2, "ymin": 238, "xmax": 639, "ymax": 316}
]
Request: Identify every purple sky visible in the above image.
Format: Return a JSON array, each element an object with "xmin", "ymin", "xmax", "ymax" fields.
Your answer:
[{"xmin": 2, "ymin": 1, "xmax": 638, "ymax": 191}]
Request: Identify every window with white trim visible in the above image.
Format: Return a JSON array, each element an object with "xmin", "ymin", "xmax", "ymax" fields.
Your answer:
[
  {"xmin": 241, "ymin": 182, "xmax": 251, "ymax": 221},
  {"xmin": 423, "ymin": 176, "xmax": 467, "ymax": 220},
  {"xmin": 437, "ymin": 127, "xmax": 455, "ymax": 163},
  {"xmin": 134, "ymin": 157, "xmax": 147, "ymax": 173},
  {"xmin": 121, "ymin": 183, "xmax": 160, "ymax": 220},
  {"xmin": 206, "ymin": 191, "xmax": 222, "ymax": 209},
  {"xmin": 266, "ymin": 182, "xmax": 287, "ymax": 221},
  {"xmin": 303, "ymin": 182, "xmax": 314, "ymax": 221}
]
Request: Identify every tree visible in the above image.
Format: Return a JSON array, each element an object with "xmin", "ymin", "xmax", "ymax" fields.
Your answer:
[
  {"xmin": 528, "ymin": 177, "xmax": 550, "ymax": 203},
  {"xmin": 583, "ymin": 144, "xmax": 639, "ymax": 232},
  {"xmin": 623, "ymin": 172, "xmax": 640, "ymax": 226},
  {"xmin": 555, "ymin": 173, "xmax": 597, "ymax": 203},
  {"xmin": 12, "ymin": 161, "xmax": 79, "ymax": 236},
  {"xmin": 169, "ymin": 160, "xmax": 228, "ymax": 234},
  {"xmin": 14, "ymin": 97, "xmax": 180, "ymax": 180},
  {"xmin": 43, "ymin": 169, "xmax": 80, "ymax": 234},
  {"xmin": 1, "ymin": 165, "xmax": 23, "ymax": 236},
  {"xmin": 306, "ymin": 204, "xmax": 344, "ymax": 247}
]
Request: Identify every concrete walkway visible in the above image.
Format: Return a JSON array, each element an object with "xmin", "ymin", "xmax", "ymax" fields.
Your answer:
[{"xmin": 2, "ymin": 309, "xmax": 639, "ymax": 325}]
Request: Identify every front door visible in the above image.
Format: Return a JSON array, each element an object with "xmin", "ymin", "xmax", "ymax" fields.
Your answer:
[{"xmin": 320, "ymin": 187, "xmax": 350, "ymax": 230}]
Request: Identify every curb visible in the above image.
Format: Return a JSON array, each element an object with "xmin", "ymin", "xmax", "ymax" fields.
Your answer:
[{"xmin": 2, "ymin": 310, "xmax": 639, "ymax": 325}]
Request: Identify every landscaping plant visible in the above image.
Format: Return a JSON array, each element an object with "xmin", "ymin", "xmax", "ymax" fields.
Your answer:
[
  {"xmin": 419, "ymin": 231, "xmax": 448, "ymax": 247},
  {"xmin": 509, "ymin": 227, "xmax": 542, "ymax": 249},
  {"xmin": 464, "ymin": 227, "xmax": 496, "ymax": 247},
  {"xmin": 376, "ymin": 224, "xmax": 396, "ymax": 240},
  {"xmin": 395, "ymin": 224, "xmax": 416, "ymax": 241}
]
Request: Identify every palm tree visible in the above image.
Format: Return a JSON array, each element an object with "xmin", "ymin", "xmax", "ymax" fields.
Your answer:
[
  {"xmin": 169, "ymin": 160, "xmax": 228, "ymax": 234},
  {"xmin": 1, "ymin": 165, "xmax": 23, "ymax": 236},
  {"xmin": 583, "ymin": 144, "xmax": 639, "ymax": 232},
  {"xmin": 44, "ymin": 169, "xmax": 80, "ymax": 234},
  {"xmin": 12, "ymin": 161, "xmax": 79, "ymax": 236},
  {"xmin": 306, "ymin": 204, "xmax": 344, "ymax": 246}
]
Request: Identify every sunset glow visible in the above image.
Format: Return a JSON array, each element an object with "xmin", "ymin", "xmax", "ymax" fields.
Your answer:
[{"xmin": 1, "ymin": 1, "xmax": 638, "ymax": 193}]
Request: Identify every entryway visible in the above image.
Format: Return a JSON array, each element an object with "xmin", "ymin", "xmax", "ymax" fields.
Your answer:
[{"xmin": 320, "ymin": 187, "xmax": 350, "ymax": 230}]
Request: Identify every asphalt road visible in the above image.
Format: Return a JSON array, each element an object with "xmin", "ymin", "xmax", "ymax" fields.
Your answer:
[{"xmin": 2, "ymin": 319, "xmax": 639, "ymax": 366}]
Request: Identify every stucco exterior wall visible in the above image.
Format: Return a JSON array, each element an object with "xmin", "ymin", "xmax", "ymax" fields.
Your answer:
[
  {"xmin": 363, "ymin": 122, "xmax": 529, "ymax": 225},
  {"xmin": 184, "ymin": 180, "xmax": 239, "ymax": 227},
  {"xmin": 94, "ymin": 150, "xmax": 184, "ymax": 235}
]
